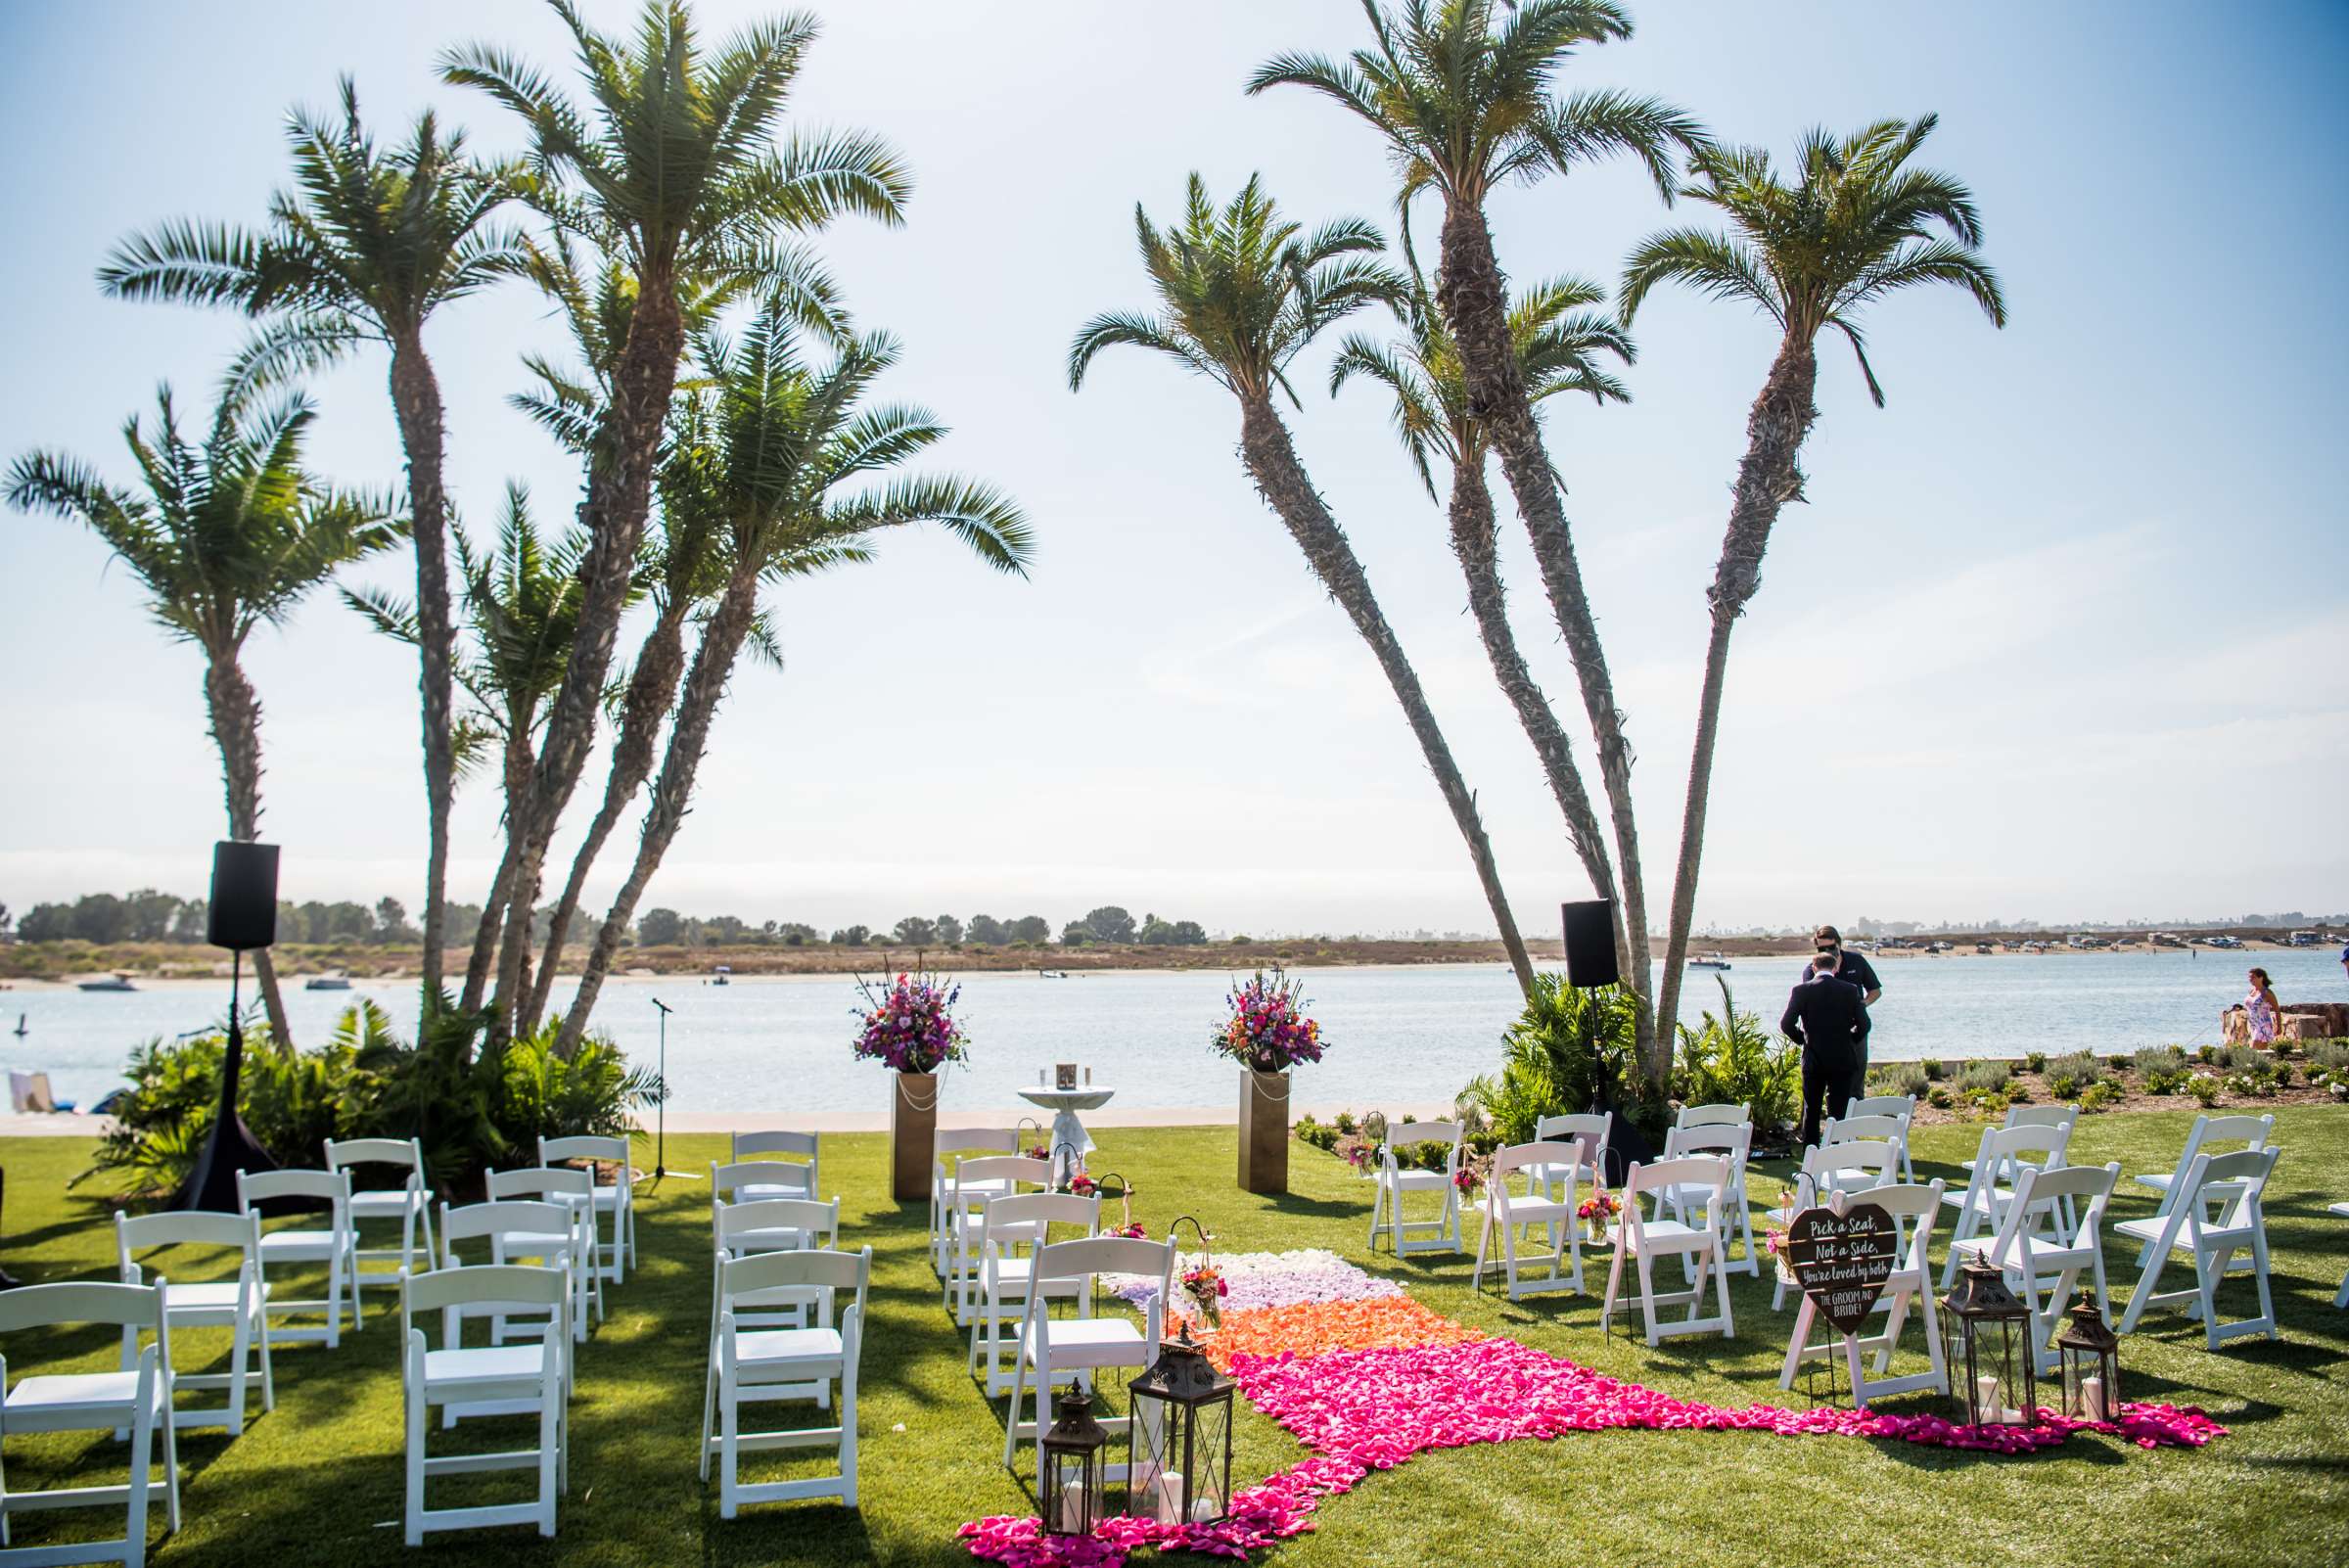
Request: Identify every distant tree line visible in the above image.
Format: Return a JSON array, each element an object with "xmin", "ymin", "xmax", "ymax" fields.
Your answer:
[{"xmin": 631, "ymin": 904, "xmax": 1209, "ymax": 948}]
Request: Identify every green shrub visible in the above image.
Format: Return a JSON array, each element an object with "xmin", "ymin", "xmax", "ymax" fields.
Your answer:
[
  {"xmin": 1332, "ymin": 1110, "xmax": 1358, "ymax": 1135},
  {"xmin": 1921, "ymin": 1059, "xmax": 1945, "ymax": 1082},
  {"xmin": 2187, "ymin": 1072, "xmax": 2224, "ymax": 1107},
  {"xmin": 1954, "ymin": 1059, "xmax": 2011, "ymax": 1096},
  {"xmin": 1672, "ymin": 979, "xmax": 1800, "ymax": 1136},
  {"xmin": 2133, "ymin": 1045, "xmax": 2188, "ymax": 1078},
  {"xmin": 1460, "ymin": 975, "xmax": 1648, "ymax": 1144},
  {"xmin": 1926, "ymin": 1085, "xmax": 1953, "ymax": 1109},
  {"xmin": 2309, "ymin": 1040, "xmax": 2349, "ymax": 1073},
  {"xmin": 2024, "ymin": 1051, "xmax": 2048, "ymax": 1074},
  {"xmin": 1869, "ymin": 1062, "xmax": 1930, "ymax": 1098},
  {"xmin": 2106, "ymin": 1053, "xmax": 2130, "ymax": 1071},
  {"xmin": 2195, "ymin": 1044, "xmax": 2218, "ymax": 1064},
  {"xmin": 2142, "ymin": 1067, "xmax": 2190, "ymax": 1095},
  {"xmin": 2078, "ymin": 1082, "xmax": 2125, "ymax": 1114}
]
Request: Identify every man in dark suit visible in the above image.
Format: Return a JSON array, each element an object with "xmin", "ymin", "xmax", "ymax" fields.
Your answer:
[{"xmin": 1782, "ymin": 965, "xmax": 1871, "ymax": 1148}]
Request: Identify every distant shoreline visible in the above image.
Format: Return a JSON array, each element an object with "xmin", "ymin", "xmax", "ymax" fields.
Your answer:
[{"xmin": 2, "ymin": 927, "xmax": 2329, "ymax": 987}]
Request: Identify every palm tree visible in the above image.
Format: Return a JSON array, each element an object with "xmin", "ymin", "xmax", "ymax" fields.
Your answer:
[
  {"xmin": 1251, "ymin": 0, "xmax": 1705, "ymax": 1076},
  {"xmin": 554, "ymin": 305, "xmax": 1032, "ymax": 1051},
  {"xmin": 99, "ymin": 79, "xmax": 528, "ymax": 1014},
  {"xmin": 1622, "ymin": 116, "xmax": 2004, "ymax": 1034},
  {"xmin": 1330, "ymin": 274, "xmax": 1629, "ymax": 944},
  {"xmin": 444, "ymin": 0, "xmax": 909, "ymax": 1039},
  {"xmin": 509, "ymin": 236, "xmax": 741, "ymax": 1036},
  {"xmin": 7, "ymin": 387, "xmax": 400, "ymax": 1046},
  {"xmin": 1072, "ymin": 174, "xmax": 1537, "ymax": 994}
]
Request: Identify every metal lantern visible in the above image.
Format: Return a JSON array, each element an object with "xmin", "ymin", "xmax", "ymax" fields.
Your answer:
[
  {"xmin": 1939, "ymin": 1255, "xmax": 2039, "ymax": 1426},
  {"xmin": 2053, "ymin": 1289, "xmax": 2122, "ymax": 1423},
  {"xmin": 1039, "ymin": 1387, "xmax": 1108, "ymax": 1537},
  {"xmin": 1125, "ymin": 1322, "xmax": 1236, "ymax": 1526}
]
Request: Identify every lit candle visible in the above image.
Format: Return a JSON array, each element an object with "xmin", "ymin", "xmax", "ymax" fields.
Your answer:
[{"xmin": 2080, "ymin": 1374, "xmax": 2107, "ymax": 1421}]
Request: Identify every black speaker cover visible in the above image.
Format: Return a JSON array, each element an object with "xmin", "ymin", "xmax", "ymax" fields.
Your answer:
[
  {"xmin": 207, "ymin": 841, "xmax": 279, "ymax": 951},
  {"xmin": 1561, "ymin": 899, "xmax": 1619, "ymax": 989}
]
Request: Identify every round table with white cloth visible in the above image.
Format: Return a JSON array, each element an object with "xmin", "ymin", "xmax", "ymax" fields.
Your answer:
[{"xmin": 1017, "ymin": 1084, "xmax": 1115, "ymax": 1160}]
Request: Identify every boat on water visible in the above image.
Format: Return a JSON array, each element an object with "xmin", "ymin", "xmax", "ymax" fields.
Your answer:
[
  {"xmin": 304, "ymin": 971, "xmax": 353, "ymax": 992},
  {"xmin": 77, "ymin": 973, "xmax": 138, "ymax": 992},
  {"xmin": 711, "ymin": 965, "xmax": 732, "ymax": 987},
  {"xmin": 1687, "ymin": 952, "xmax": 1732, "ymax": 970}
]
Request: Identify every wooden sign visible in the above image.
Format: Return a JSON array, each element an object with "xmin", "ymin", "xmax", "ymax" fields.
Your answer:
[{"xmin": 1783, "ymin": 1202, "xmax": 1898, "ymax": 1335}]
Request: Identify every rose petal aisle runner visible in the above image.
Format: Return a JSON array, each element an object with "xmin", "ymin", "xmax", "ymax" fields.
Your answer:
[{"xmin": 960, "ymin": 1250, "xmax": 2225, "ymax": 1567}]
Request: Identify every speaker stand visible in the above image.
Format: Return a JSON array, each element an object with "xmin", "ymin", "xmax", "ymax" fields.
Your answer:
[{"xmin": 172, "ymin": 949, "xmax": 278, "ymax": 1212}]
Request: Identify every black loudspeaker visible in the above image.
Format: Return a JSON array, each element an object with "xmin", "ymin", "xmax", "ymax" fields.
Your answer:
[
  {"xmin": 1561, "ymin": 899, "xmax": 1619, "ymax": 989},
  {"xmin": 207, "ymin": 841, "xmax": 279, "ymax": 951}
]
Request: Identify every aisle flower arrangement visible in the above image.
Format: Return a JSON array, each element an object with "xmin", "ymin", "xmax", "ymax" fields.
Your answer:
[
  {"xmin": 1576, "ymin": 1189, "xmax": 1620, "ymax": 1241},
  {"xmin": 851, "ymin": 970, "xmax": 968, "ymax": 1073},
  {"xmin": 1180, "ymin": 1262, "xmax": 1230, "ymax": 1327},
  {"xmin": 1212, "ymin": 967, "xmax": 1325, "ymax": 1071}
]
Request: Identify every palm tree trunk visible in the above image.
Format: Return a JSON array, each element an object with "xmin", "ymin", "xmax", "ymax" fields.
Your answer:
[
  {"xmin": 388, "ymin": 331, "xmax": 456, "ymax": 1015},
  {"xmin": 475, "ymin": 278, "xmax": 688, "ymax": 1047},
  {"xmin": 1656, "ymin": 334, "xmax": 1819, "ymax": 1035},
  {"xmin": 556, "ymin": 569, "xmax": 760, "ymax": 1055},
  {"xmin": 524, "ymin": 603, "xmax": 691, "ymax": 1034},
  {"xmin": 1236, "ymin": 394, "xmax": 1535, "ymax": 997},
  {"xmin": 204, "ymin": 650, "xmax": 294, "ymax": 1051},
  {"xmin": 1435, "ymin": 200, "xmax": 1657, "ymax": 1075},
  {"xmin": 1447, "ymin": 450, "xmax": 1630, "ymax": 981}
]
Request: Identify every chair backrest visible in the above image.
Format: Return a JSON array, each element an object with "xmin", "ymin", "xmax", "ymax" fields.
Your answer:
[
  {"xmin": 1626, "ymin": 1155, "xmax": 1727, "ymax": 1200},
  {"xmin": 732, "ymin": 1130, "xmax": 818, "ymax": 1162},
  {"xmin": 486, "ymin": 1166, "xmax": 593, "ymax": 1203},
  {"xmin": 711, "ymin": 1160, "xmax": 805, "ymax": 1203},
  {"xmin": 238, "ymin": 1167, "xmax": 352, "ymax": 1225},
  {"xmin": 115, "ymin": 1209, "xmax": 261, "ymax": 1281},
  {"xmin": 439, "ymin": 1199, "xmax": 575, "ymax": 1264},
  {"xmin": 1991, "ymin": 1161, "xmax": 2120, "ymax": 1263},
  {"xmin": 714, "ymin": 1196, "xmax": 840, "ymax": 1251},
  {"xmin": 1535, "ymin": 1112, "xmax": 1611, "ymax": 1146},
  {"xmin": 540, "ymin": 1133, "xmax": 628, "ymax": 1169},
  {"xmin": 325, "ymin": 1136, "xmax": 425, "ymax": 1185},
  {"xmin": 1982, "ymin": 1119, "xmax": 2072, "ymax": 1172},
  {"xmin": 2185, "ymin": 1146, "xmax": 2282, "ymax": 1230},
  {"xmin": 1492, "ymin": 1138, "xmax": 1584, "ymax": 1181},
  {"xmin": 1822, "ymin": 1113, "xmax": 1908, "ymax": 1146},
  {"xmin": 1829, "ymin": 1179, "xmax": 1944, "ymax": 1271},
  {"xmin": 934, "ymin": 1127, "xmax": 1020, "ymax": 1166},
  {"xmin": 1796, "ymin": 1138, "xmax": 1897, "ymax": 1201},
  {"xmin": 1378, "ymin": 1121, "xmax": 1465, "ymax": 1174},
  {"xmin": 718, "ymin": 1244, "xmax": 872, "ymax": 1324},
  {"xmin": 1665, "ymin": 1121, "xmax": 1752, "ymax": 1163},
  {"xmin": 952, "ymin": 1155, "xmax": 1052, "ymax": 1201},
  {"xmin": 404, "ymin": 1262, "xmax": 568, "ymax": 1319},
  {"xmin": 1847, "ymin": 1093, "xmax": 1915, "ymax": 1122},
  {"xmin": 1032, "ymin": 1234, "xmax": 1175, "ymax": 1291},
  {"xmin": 983, "ymin": 1191, "xmax": 1101, "ymax": 1248},
  {"xmin": 1676, "ymin": 1103, "xmax": 1750, "ymax": 1130},
  {"xmin": 2004, "ymin": 1103, "xmax": 2078, "ymax": 1130},
  {"xmin": 2194, "ymin": 1112, "xmax": 2276, "ymax": 1149},
  {"xmin": 0, "ymin": 1279, "xmax": 166, "ymax": 1335}
]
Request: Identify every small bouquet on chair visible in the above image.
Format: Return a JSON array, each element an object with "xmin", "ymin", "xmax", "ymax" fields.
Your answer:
[
  {"xmin": 1764, "ymin": 1225, "xmax": 1797, "ymax": 1284},
  {"xmin": 1577, "ymin": 1189, "xmax": 1621, "ymax": 1243}
]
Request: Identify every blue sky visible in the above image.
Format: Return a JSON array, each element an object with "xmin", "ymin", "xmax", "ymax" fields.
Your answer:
[{"xmin": 2, "ymin": 1, "xmax": 2344, "ymax": 937}]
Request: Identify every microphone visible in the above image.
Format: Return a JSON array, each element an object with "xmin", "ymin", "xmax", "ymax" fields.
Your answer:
[{"xmin": 651, "ymin": 997, "xmax": 673, "ymax": 1015}]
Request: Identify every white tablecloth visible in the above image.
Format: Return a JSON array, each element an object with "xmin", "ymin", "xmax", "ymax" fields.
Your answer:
[{"xmin": 1018, "ymin": 1085, "xmax": 1115, "ymax": 1159}]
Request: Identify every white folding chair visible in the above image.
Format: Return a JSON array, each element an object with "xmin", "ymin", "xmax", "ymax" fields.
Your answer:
[
  {"xmin": 1527, "ymin": 1113, "xmax": 1610, "ymax": 1201},
  {"xmin": 701, "ymin": 1247, "xmax": 870, "ymax": 1516},
  {"xmin": 2129, "ymin": 1114, "xmax": 2274, "ymax": 1266},
  {"xmin": 0, "ymin": 1282, "xmax": 181, "ymax": 1568},
  {"xmin": 325, "ymin": 1136, "xmax": 436, "ymax": 1309},
  {"xmin": 237, "ymin": 1169, "xmax": 359, "ymax": 1348},
  {"xmin": 728, "ymin": 1131, "xmax": 820, "ymax": 1203},
  {"xmin": 2333, "ymin": 1202, "xmax": 2349, "ymax": 1311},
  {"xmin": 1949, "ymin": 1161, "xmax": 2121, "ymax": 1372},
  {"xmin": 1366, "ymin": 1120, "xmax": 1466, "ymax": 1257},
  {"xmin": 1939, "ymin": 1122, "xmax": 2073, "ymax": 1287},
  {"xmin": 1661, "ymin": 1121, "xmax": 1757, "ymax": 1276},
  {"xmin": 113, "ymin": 1210, "xmax": 273, "ymax": 1436},
  {"xmin": 932, "ymin": 1129, "xmax": 1021, "ymax": 1274},
  {"xmin": 1821, "ymin": 1112, "xmax": 1911, "ymax": 1184},
  {"xmin": 1601, "ymin": 1157, "xmax": 1735, "ymax": 1346},
  {"xmin": 1778, "ymin": 1181, "xmax": 1948, "ymax": 1408},
  {"xmin": 1766, "ymin": 1139, "xmax": 1900, "ymax": 1312},
  {"xmin": 541, "ymin": 1134, "xmax": 636, "ymax": 1284},
  {"xmin": 486, "ymin": 1168, "xmax": 606, "ymax": 1332},
  {"xmin": 946, "ymin": 1156, "xmax": 1050, "ymax": 1323},
  {"xmin": 1472, "ymin": 1139, "xmax": 1591, "ymax": 1300},
  {"xmin": 401, "ymin": 1265, "xmax": 569, "ymax": 1545},
  {"xmin": 1675, "ymin": 1102, "xmax": 1750, "ymax": 1132},
  {"xmin": 1847, "ymin": 1093, "xmax": 1917, "ymax": 1179},
  {"xmin": 970, "ymin": 1192, "xmax": 1100, "ymax": 1397},
  {"xmin": 714, "ymin": 1195, "xmax": 842, "ymax": 1261},
  {"xmin": 2117, "ymin": 1147, "xmax": 2283, "ymax": 1347},
  {"xmin": 1001, "ymin": 1236, "xmax": 1174, "ymax": 1483}
]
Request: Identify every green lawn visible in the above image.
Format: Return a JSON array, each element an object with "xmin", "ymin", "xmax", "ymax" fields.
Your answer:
[{"xmin": 2, "ymin": 1108, "xmax": 2346, "ymax": 1566}]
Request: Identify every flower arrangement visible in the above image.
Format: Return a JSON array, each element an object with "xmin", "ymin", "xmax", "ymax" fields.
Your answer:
[
  {"xmin": 1181, "ymin": 1263, "xmax": 1231, "ymax": 1327},
  {"xmin": 1576, "ymin": 1190, "xmax": 1620, "ymax": 1240},
  {"xmin": 1212, "ymin": 966, "xmax": 1326, "ymax": 1073},
  {"xmin": 1451, "ymin": 1167, "xmax": 1482, "ymax": 1195},
  {"xmin": 1113, "ymin": 1222, "xmax": 1148, "ymax": 1240},
  {"xmin": 1068, "ymin": 1173, "xmax": 1099, "ymax": 1197},
  {"xmin": 850, "ymin": 970, "xmax": 967, "ymax": 1074},
  {"xmin": 1336, "ymin": 1133, "xmax": 1375, "ymax": 1175}
]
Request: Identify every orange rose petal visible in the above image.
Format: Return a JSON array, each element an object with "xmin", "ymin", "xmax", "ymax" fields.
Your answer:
[{"xmin": 1171, "ymin": 1296, "xmax": 1485, "ymax": 1370}]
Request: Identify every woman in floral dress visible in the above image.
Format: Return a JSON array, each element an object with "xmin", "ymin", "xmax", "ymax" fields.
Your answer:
[{"xmin": 2243, "ymin": 967, "xmax": 2282, "ymax": 1044}]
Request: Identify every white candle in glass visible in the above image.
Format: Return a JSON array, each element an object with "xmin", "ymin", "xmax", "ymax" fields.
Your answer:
[
  {"xmin": 2080, "ymin": 1374, "xmax": 2106, "ymax": 1421},
  {"xmin": 1154, "ymin": 1470, "xmax": 1186, "ymax": 1525},
  {"xmin": 1059, "ymin": 1480, "xmax": 1092, "ymax": 1531},
  {"xmin": 1975, "ymin": 1374, "xmax": 2000, "ymax": 1422}
]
